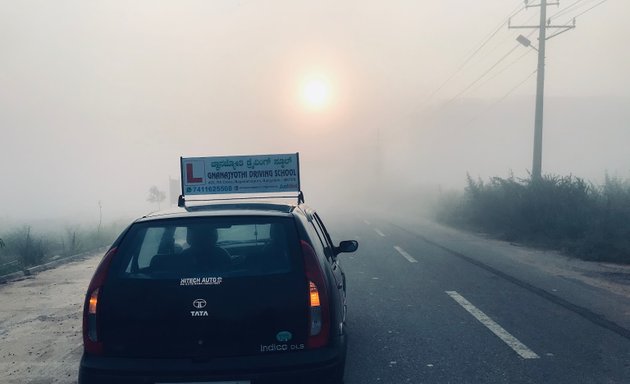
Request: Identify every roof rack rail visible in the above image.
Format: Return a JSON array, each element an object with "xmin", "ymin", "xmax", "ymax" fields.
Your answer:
[{"xmin": 178, "ymin": 191, "xmax": 304, "ymax": 208}]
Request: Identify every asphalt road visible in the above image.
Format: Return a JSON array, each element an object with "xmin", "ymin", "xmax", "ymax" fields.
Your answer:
[
  {"xmin": 1, "ymin": 214, "xmax": 629, "ymax": 384},
  {"xmin": 336, "ymin": 213, "xmax": 630, "ymax": 384}
]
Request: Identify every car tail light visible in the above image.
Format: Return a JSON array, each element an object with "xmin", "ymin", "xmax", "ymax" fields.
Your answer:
[
  {"xmin": 301, "ymin": 240, "xmax": 330, "ymax": 349},
  {"xmin": 309, "ymin": 281, "xmax": 321, "ymax": 307},
  {"xmin": 82, "ymin": 247, "xmax": 117, "ymax": 355}
]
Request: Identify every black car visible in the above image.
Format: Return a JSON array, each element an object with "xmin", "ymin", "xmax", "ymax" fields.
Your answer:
[{"xmin": 79, "ymin": 201, "xmax": 358, "ymax": 384}]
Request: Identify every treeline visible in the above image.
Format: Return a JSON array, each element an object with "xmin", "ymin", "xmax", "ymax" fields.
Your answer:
[
  {"xmin": 437, "ymin": 174, "xmax": 630, "ymax": 263},
  {"xmin": 0, "ymin": 223, "xmax": 124, "ymax": 275}
]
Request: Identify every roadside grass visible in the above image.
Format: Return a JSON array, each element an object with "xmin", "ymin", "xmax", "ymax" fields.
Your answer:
[
  {"xmin": 0, "ymin": 222, "xmax": 124, "ymax": 276},
  {"xmin": 436, "ymin": 174, "xmax": 630, "ymax": 263}
]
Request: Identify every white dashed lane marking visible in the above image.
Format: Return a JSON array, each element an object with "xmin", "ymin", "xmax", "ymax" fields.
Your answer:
[
  {"xmin": 394, "ymin": 246, "xmax": 418, "ymax": 263},
  {"xmin": 374, "ymin": 228, "xmax": 386, "ymax": 237},
  {"xmin": 446, "ymin": 291, "xmax": 540, "ymax": 359}
]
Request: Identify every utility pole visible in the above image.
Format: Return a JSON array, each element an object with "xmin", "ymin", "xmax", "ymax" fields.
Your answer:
[
  {"xmin": 97, "ymin": 200, "xmax": 102, "ymax": 233},
  {"xmin": 532, "ymin": 0, "xmax": 548, "ymax": 180},
  {"xmin": 510, "ymin": 0, "xmax": 575, "ymax": 180}
]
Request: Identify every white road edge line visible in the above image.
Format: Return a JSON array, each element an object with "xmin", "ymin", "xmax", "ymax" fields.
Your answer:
[
  {"xmin": 363, "ymin": 219, "xmax": 371, "ymax": 225},
  {"xmin": 445, "ymin": 291, "xmax": 540, "ymax": 359},
  {"xmin": 394, "ymin": 246, "xmax": 418, "ymax": 263},
  {"xmin": 374, "ymin": 228, "xmax": 386, "ymax": 237}
]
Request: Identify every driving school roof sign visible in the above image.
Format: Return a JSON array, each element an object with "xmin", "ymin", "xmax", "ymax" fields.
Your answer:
[{"xmin": 180, "ymin": 153, "xmax": 300, "ymax": 197}]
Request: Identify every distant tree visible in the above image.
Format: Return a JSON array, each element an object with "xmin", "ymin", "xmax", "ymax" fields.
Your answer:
[
  {"xmin": 0, "ymin": 238, "xmax": 4, "ymax": 248},
  {"xmin": 62, "ymin": 227, "xmax": 82, "ymax": 257},
  {"xmin": 147, "ymin": 186, "xmax": 166, "ymax": 210}
]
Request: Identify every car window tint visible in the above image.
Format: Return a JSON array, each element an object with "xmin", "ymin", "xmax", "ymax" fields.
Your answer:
[
  {"xmin": 136, "ymin": 227, "xmax": 164, "ymax": 269},
  {"xmin": 174, "ymin": 226, "xmax": 187, "ymax": 250},
  {"xmin": 217, "ymin": 224, "xmax": 271, "ymax": 243},
  {"xmin": 302, "ymin": 218, "xmax": 329, "ymax": 262},
  {"xmin": 114, "ymin": 217, "xmax": 299, "ymax": 279}
]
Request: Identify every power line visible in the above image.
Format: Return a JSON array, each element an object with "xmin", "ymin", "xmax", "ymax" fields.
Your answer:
[
  {"xmin": 551, "ymin": 0, "xmax": 603, "ymax": 18},
  {"xmin": 571, "ymin": 0, "xmax": 609, "ymax": 18},
  {"xmin": 480, "ymin": 13, "xmax": 535, "ymax": 62},
  {"xmin": 436, "ymin": 9, "xmax": 536, "ymax": 107},
  {"xmin": 466, "ymin": 69, "xmax": 538, "ymax": 125},
  {"xmin": 549, "ymin": 0, "xmax": 593, "ymax": 19},
  {"xmin": 468, "ymin": 29, "xmax": 538, "ymax": 95},
  {"xmin": 419, "ymin": 20, "xmax": 509, "ymax": 104},
  {"xmin": 490, "ymin": 70, "xmax": 538, "ymax": 109},
  {"xmin": 419, "ymin": 1, "xmax": 526, "ymax": 107},
  {"xmin": 441, "ymin": 43, "xmax": 521, "ymax": 108},
  {"xmin": 469, "ymin": 49, "xmax": 532, "ymax": 94},
  {"xmin": 422, "ymin": 40, "xmax": 529, "ymax": 122},
  {"xmin": 455, "ymin": 3, "xmax": 524, "ymax": 72},
  {"xmin": 429, "ymin": 0, "xmax": 581, "ymax": 118}
]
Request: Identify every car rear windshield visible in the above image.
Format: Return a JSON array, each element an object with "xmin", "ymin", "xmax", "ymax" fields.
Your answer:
[{"xmin": 111, "ymin": 216, "xmax": 301, "ymax": 279}]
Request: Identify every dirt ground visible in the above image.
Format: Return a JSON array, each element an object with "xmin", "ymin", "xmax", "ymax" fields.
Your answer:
[{"xmin": 0, "ymin": 252, "xmax": 102, "ymax": 384}]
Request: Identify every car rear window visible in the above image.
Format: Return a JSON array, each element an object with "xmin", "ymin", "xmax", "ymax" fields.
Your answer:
[{"xmin": 111, "ymin": 216, "xmax": 300, "ymax": 279}]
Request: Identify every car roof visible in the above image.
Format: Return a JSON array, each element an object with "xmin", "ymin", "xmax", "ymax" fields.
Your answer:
[{"xmin": 136, "ymin": 200, "xmax": 310, "ymax": 222}]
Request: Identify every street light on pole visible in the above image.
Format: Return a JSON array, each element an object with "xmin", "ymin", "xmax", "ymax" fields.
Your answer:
[
  {"xmin": 510, "ymin": 0, "xmax": 575, "ymax": 180},
  {"xmin": 516, "ymin": 34, "xmax": 538, "ymax": 52}
]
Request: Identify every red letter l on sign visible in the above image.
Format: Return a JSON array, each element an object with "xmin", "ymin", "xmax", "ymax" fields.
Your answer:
[{"xmin": 186, "ymin": 163, "xmax": 203, "ymax": 183}]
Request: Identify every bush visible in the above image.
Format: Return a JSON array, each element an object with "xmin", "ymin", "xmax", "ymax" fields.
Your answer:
[
  {"xmin": 437, "ymin": 174, "xmax": 630, "ymax": 263},
  {"xmin": 5, "ymin": 226, "xmax": 48, "ymax": 268},
  {"xmin": 61, "ymin": 224, "xmax": 119, "ymax": 257},
  {"xmin": 0, "ymin": 220, "xmax": 126, "ymax": 274}
]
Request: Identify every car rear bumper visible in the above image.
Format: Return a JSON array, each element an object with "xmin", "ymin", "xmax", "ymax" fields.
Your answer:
[{"xmin": 78, "ymin": 335, "xmax": 346, "ymax": 384}]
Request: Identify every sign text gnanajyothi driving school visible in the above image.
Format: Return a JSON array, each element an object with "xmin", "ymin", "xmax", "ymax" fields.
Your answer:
[{"xmin": 181, "ymin": 153, "xmax": 300, "ymax": 195}]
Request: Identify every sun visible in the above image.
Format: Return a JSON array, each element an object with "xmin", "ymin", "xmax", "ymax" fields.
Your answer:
[{"xmin": 301, "ymin": 75, "xmax": 331, "ymax": 110}]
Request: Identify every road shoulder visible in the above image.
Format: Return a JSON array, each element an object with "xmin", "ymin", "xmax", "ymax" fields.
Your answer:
[{"xmin": 385, "ymin": 212, "xmax": 630, "ymax": 332}]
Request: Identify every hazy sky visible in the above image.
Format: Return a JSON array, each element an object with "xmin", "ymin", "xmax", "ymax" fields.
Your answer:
[{"xmin": 1, "ymin": 0, "xmax": 629, "ymax": 222}]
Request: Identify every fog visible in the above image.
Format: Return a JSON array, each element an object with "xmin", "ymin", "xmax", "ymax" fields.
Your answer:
[{"xmin": 1, "ymin": 0, "xmax": 629, "ymax": 224}]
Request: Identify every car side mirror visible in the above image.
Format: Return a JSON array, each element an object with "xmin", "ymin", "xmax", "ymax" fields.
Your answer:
[{"xmin": 335, "ymin": 240, "xmax": 358, "ymax": 255}]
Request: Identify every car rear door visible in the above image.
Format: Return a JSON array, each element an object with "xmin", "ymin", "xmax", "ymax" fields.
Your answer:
[
  {"xmin": 99, "ymin": 216, "xmax": 310, "ymax": 359},
  {"xmin": 312, "ymin": 213, "xmax": 346, "ymax": 315}
]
